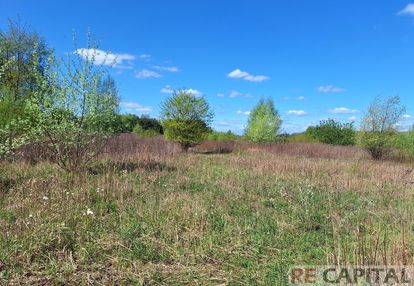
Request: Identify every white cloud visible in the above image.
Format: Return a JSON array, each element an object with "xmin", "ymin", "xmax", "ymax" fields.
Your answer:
[
  {"xmin": 122, "ymin": 102, "xmax": 152, "ymax": 113},
  {"xmin": 135, "ymin": 69, "xmax": 162, "ymax": 79},
  {"xmin": 399, "ymin": 3, "xmax": 414, "ymax": 16},
  {"xmin": 218, "ymin": 121, "xmax": 230, "ymax": 126},
  {"xmin": 217, "ymin": 93, "xmax": 225, "ymax": 97},
  {"xmin": 160, "ymin": 86, "xmax": 201, "ymax": 96},
  {"xmin": 348, "ymin": 116, "xmax": 357, "ymax": 121},
  {"xmin": 237, "ymin": 109, "xmax": 251, "ymax": 116},
  {"xmin": 227, "ymin": 68, "xmax": 270, "ymax": 82},
  {"xmin": 75, "ymin": 48, "xmax": 135, "ymax": 68},
  {"xmin": 153, "ymin": 65, "xmax": 179, "ymax": 72},
  {"xmin": 286, "ymin": 110, "xmax": 308, "ymax": 116},
  {"xmin": 228, "ymin": 69, "xmax": 249, "ymax": 79},
  {"xmin": 139, "ymin": 54, "xmax": 151, "ymax": 61},
  {"xmin": 329, "ymin": 107, "xmax": 359, "ymax": 114},
  {"xmin": 317, "ymin": 85, "xmax": 346, "ymax": 93},
  {"xmin": 395, "ymin": 122, "xmax": 411, "ymax": 131},
  {"xmin": 229, "ymin": 90, "xmax": 251, "ymax": 98},
  {"xmin": 161, "ymin": 85, "xmax": 174, "ymax": 94},
  {"xmin": 183, "ymin": 88, "xmax": 202, "ymax": 96},
  {"xmin": 297, "ymin": 96, "xmax": 305, "ymax": 101},
  {"xmin": 402, "ymin": 114, "xmax": 413, "ymax": 119}
]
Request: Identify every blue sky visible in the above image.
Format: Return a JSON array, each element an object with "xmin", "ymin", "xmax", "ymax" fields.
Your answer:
[{"xmin": 2, "ymin": 0, "xmax": 414, "ymax": 133}]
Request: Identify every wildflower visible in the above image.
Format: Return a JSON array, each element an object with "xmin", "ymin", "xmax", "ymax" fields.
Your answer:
[
  {"xmin": 85, "ymin": 208, "xmax": 94, "ymax": 216},
  {"xmin": 42, "ymin": 196, "xmax": 48, "ymax": 201},
  {"xmin": 28, "ymin": 214, "xmax": 33, "ymax": 218}
]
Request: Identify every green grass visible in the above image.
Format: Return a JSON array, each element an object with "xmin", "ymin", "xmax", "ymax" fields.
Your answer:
[{"xmin": 0, "ymin": 152, "xmax": 413, "ymax": 284}]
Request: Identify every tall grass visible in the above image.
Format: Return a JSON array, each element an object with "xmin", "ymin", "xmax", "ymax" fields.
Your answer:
[{"xmin": 1, "ymin": 136, "xmax": 413, "ymax": 284}]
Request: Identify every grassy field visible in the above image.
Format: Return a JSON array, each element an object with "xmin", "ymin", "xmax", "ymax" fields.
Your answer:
[{"xmin": 1, "ymin": 138, "xmax": 414, "ymax": 285}]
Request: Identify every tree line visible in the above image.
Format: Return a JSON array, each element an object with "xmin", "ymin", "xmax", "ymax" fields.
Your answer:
[{"xmin": 0, "ymin": 19, "xmax": 411, "ymax": 171}]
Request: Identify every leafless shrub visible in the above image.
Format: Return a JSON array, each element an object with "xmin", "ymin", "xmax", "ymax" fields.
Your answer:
[{"xmin": 102, "ymin": 133, "xmax": 181, "ymax": 161}]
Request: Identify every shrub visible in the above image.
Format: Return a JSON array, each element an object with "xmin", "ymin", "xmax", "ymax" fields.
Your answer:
[
  {"xmin": 160, "ymin": 90, "xmax": 213, "ymax": 151},
  {"xmin": 306, "ymin": 119, "xmax": 356, "ymax": 145},
  {"xmin": 0, "ymin": 91, "xmax": 33, "ymax": 159},
  {"xmin": 245, "ymin": 98, "xmax": 282, "ymax": 143},
  {"xmin": 28, "ymin": 35, "xmax": 120, "ymax": 171},
  {"xmin": 137, "ymin": 115, "xmax": 163, "ymax": 134},
  {"xmin": 207, "ymin": 130, "xmax": 239, "ymax": 141},
  {"xmin": 111, "ymin": 114, "xmax": 140, "ymax": 133},
  {"xmin": 392, "ymin": 128, "xmax": 414, "ymax": 159},
  {"xmin": 358, "ymin": 131, "xmax": 396, "ymax": 160},
  {"xmin": 163, "ymin": 119, "xmax": 209, "ymax": 151},
  {"xmin": 286, "ymin": 132, "xmax": 315, "ymax": 143},
  {"xmin": 133, "ymin": 124, "xmax": 160, "ymax": 137},
  {"xmin": 360, "ymin": 96, "xmax": 405, "ymax": 159}
]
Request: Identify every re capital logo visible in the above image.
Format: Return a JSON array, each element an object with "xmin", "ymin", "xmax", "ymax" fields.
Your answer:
[{"xmin": 289, "ymin": 266, "xmax": 414, "ymax": 285}]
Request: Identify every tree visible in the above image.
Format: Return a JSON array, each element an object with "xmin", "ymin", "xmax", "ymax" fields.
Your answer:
[
  {"xmin": 245, "ymin": 98, "xmax": 282, "ymax": 143},
  {"xmin": 207, "ymin": 130, "xmax": 239, "ymax": 141},
  {"xmin": 361, "ymin": 96, "xmax": 405, "ymax": 133},
  {"xmin": 137, "ymin": 115, "xmax": 163, "ymax": 134},
  {"xmin": 0, "ymin": 18, "xmax": 52, "ymax": 100},
  {"xmin": 160, "ymin": 90, "xmax": 213, "ymax": 151},
  {"xmin": 0, "ymin": 18, "xmax": 52, "ymax": 159},
  {"xmin": 0, "ymin": 89, "xmax": 33, "ymax": 159},
  {"xmin": 28, "ymin": 35, "xmax": 119, "ymax": 171},
  {"xmin": 306, "ymin": 119, "xmax": 356, "ymax": 145},
  {"xmin": 360, "ymin": 96, "xmax": 405, "ymax": 159},
  {"xmin": 133, "ymin": 124, "xmax": 160, "ymax": 137}
]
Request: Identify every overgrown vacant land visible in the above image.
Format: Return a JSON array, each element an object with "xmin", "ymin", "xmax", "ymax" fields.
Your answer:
[{"xmin": 1, "ymin": 136, "xmax": 414, "ymax": 285}]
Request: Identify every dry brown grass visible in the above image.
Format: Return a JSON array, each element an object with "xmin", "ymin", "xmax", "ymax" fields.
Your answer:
[
  {"xmin": 237, "ymin": 142, "xmax": 369, "ymax": 160},
  {"xmin": 1, "ymin": 138, "xmax": 414, "ymax": 284}
]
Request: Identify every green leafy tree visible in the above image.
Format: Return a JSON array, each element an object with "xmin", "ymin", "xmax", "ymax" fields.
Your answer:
[
  {"xmin": 0, "ymin": 89, "xmax": 33, "ymax": 159},
  {"xmin": 133, "ymin": 124, "xmax": 161, "ymax": 137},
  {"xmin": 394, "ymin": 126, "xmax": 414, "ymax": 158},
  {"xmin": 0, "ymin": 18, "xmax": 52, "ymax": 159},
  {"xmin": 207, "ymin": 130, "xmax": 239, "ymax": 141},
  {"xmin": 120, "ymin": 114, "xmax": 140, "ymax": 133},
  {"xmin": 160, "ymin": 90, "xmax": 213, "ymax": 151},
  {"xmin": 28, "ymin": 35, "xmax": 119, "ymax": 171},
  {"xmin": 137, "ymin": 115, "xmax": 163, "ymax": 134},
  {"xmin": 245, "ymin": 98, "xmax": 282, "ymax": 143},
  {"xmin": 359, "ymin": 96, "xmax": 405, "ymax": 159},
  {"xmin": 306, "ymin": 119, "xmax": 356, "ymax": 145},
  {"xmin": 0, "ymin": 18, "xmax": 52, "ymax": 100},
  {"xmin": 110, "ymin": 114, "xmax": 163, "ymax": 134}
]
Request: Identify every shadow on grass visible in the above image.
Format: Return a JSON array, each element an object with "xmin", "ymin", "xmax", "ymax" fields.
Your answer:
[
  {"xmin": 0, "ymin": 177, "xmax": 17, "ymax": 194},
  {"xmin": 88, "ymin": 160, "xmax": 177, "ymax": 175}
]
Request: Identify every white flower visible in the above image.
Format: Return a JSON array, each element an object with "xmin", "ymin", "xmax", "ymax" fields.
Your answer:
[
  {"xmin": 85, "ymin": 208, "xmax": 94, "ymax": 216},
  {"xmin": 42, "ymin": 196, "xmax": 48, "ymax": 201},
  {"xmin": 28, "ymin": 214, "xmax": 33, "ymax": 218}
]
